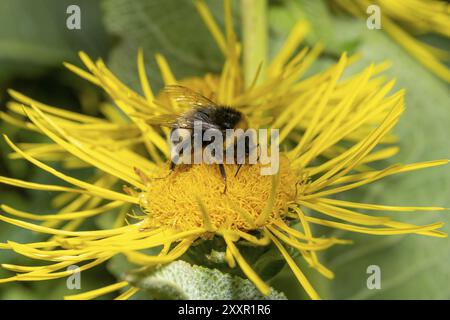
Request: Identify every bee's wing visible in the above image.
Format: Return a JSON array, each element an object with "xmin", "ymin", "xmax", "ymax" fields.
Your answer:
[
  {"xmin": 144, "ymin": 114, "xmax": 179, "ymax": 128},
  {"xmin": 147, "ymin": 85, "xmax": 224, "ymax": 131},
  {"xmin": 162, "ymin": 85, "xmax": 217, "ymax": 109},
  {"xmin": 143, "ymin": 112, "xmax": 213, "ymax": 130},
  {"xmin": 145, "ymin": 112, "xmax": 223, "ymax": 131}
]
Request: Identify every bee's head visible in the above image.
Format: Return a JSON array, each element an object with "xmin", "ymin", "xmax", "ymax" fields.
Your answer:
[{"xmin": 234, "ymin": 114, "xmax": 248, "ymax": 131}]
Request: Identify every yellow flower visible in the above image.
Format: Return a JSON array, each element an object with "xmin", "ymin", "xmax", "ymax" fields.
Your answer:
[
  {"xmin": 0, "ymin": 0, "xmax": 447, "ymax": 300},
  {"xmin": 331, "ymin": 0, "xmax": 450, "ymax": 82}
]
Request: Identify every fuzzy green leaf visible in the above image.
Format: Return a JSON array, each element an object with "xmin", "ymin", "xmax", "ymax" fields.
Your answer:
[{"xmin": 123, "ymin": 260, "xmax": 286, "ymax": 300}]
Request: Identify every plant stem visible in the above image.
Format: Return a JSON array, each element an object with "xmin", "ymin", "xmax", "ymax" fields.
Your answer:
[{"xmin": 241, "ymin": 0, "xmax": 268, "ymax": 88}]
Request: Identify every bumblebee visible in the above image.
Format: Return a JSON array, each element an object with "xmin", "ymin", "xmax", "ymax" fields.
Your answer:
[{"xmin": 146, "ymin": 85, "xmax": 253, "ymax": 192}]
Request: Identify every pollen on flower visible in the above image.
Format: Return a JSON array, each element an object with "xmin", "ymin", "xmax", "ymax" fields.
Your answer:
[{"xmin": 138, "ymin": 156, "xmax": 298, "ymax": 232}]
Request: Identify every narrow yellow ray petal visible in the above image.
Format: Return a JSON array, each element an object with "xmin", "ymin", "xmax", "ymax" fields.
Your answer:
[
  {"xmin": 56, "ymin": 218, "xmax": 85, "ymax": 234},
  {"xmin": 0, "ymin": 111, "xmax": 38, "ymax": 132},
  {"xmin": 125, "ymin": 238, "xmax": 193, "ymax": 265},
  {"xmin": 51, "ymin": 192, "xmax": 78, "ymax": 208},
  {"xmin": 46, "ymin": 174, "xmax": 115, "ymax": 229},
  {"xmin": 256, "ymin": 171, "xmax": 280, "ymax": 226},
  {"xmin": 0, "ymin": 176, "xmax": 84, "ymax": 194},
  {"xmin": 329, "ymin": 160, "xmax": 449, "ymax": 187},
  {"xmin": 292, "ymin": 206, "xmax": 337, "ymax": 278},
  {"xmin": 108, "ymin": 229, "xmax": 205, "ymax": 253},
  {"xmin": 24, "ymin": 106, "xmax": 145, "ymax": 189},
  {"xmin": 266, "ymin": 225, "xmax": 335, "ymax": 251},
  {"xmin": 309, "ymin": 146, "xmax": 399, "ymax": 177},
  {"xmin": 299, "ymin": 200, "xmax": 391, "ymax": 226},
  {"xmin": 268, "ymin": 20, "xmax": 310, "ymax": 77},
  {"xmin": 155, "ymin": 53, "xmax": 177, "ymax": 85},
  {"xmin": 270, "ymin": 85, "xmax": 308, "ymax": 129},
  {"xmin": 316, "ymin": 198, "xmax": 448, "ymax": 212},
  {"xmin": 8, "ymin": 89, "xmax": 104, "ymax": 124},
  {"xmin": 273, "ymin": 219, "xmax": 352, "ymax": 245},
  {"xmin": 284, "ymin": 43, "xmax": 324, "ymax": 82},
  {"xmin": 1, "ymin": 201, "xmax": 123, "ymax": 221},
  {"xmin": 305, "ymin": 216, "xmax": 446, "ymax": 237},
  {"xmin": 63, "ymin": 62, "xmax": 101, "ymax": 86},
  {"xmin": 266, "ymin": 229, "xmax": 320, "ymax": 300},
  {"xmin": 0, "ymin": 214, "xmax": 135, "ymax": 237},
  {"xmin": 293, "ymin": 53, "xmax": 348, "ymax": 159},
  {"xmin": 6, "ymin": 240, "xmax": 92, "ymax": 262},
  {"xmin": 223, "ymin": 234, "xmax": 270, "ymax": 295},
  {"xmin": 0, "ymin": 240, "xmax": 60, "ymax": 250},
  {"xmin": 382, "ymin": 16, "xmax": 450, "ymax": 83},
  {"xmin": 269, "ymin": 225, "xmax": 335, "ymax": 279},
  {"xmin": 78, "ymin": 51, "xmax": 97, "ymax": 73},
  {"xmin": 114, "ymin": 287, "xmax": 140, "ymax": 300},
  {"xmin": 2, "ymin": 260, "xmax": 73, "ymax": 274},
  {"xmin": 15, "ymin": 258, "xmax": 109, "ymax": 281},
  {"xmin": 278, "ymin": 84, "xmax": 326, "ymax": 143},
  {"xmin": 224, "ymin": 0, "xmax": 237, "ymax": 58},
  {"xmin": 0, "ymin": 276, "xmax": 17, "ymax": 283},
  {"xmin": 3, "ymin": 135, "xmax": 138, "ymax": 204},
  {"xmin": 137, "ymin": 48, "xmax": 154, "ymax": 103},
  {"xmin": 304, "ymin": 101, "xmax": 403, "ymax": 191},
  {"xmin": 302, "ymin": 160, "xmax": 449, "ymax": 199},
  {"xmin": 300, "ymin": 64, "xmax": 375, "ymax": 164},
  {"xmin": 65, "ymin": 281, "xmax": 129, "ymax": 300},
  {"xmin": 233, "ymin": 230, "xmax": 271, "ymax": 246},
  {"xmin": 194, "ymin": 0, "xmax": 227, "ymax": 55}
]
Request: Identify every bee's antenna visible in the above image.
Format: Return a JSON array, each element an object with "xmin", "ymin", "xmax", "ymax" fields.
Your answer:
[
  {"xmin": 134, "ymin": 167, "xmax": 172, "ymax": 185},
  {"xmin": 151, "ymin": 171, "xmax": 173, "ymax": 180}
]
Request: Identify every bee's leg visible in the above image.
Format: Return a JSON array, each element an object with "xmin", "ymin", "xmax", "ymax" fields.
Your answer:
[
  {"xmin": 148, "ymin": 168, "xmax": 173, "ymax": 181},
  {"xmin": 234, "ymin": 142, "xmax": 260, "ymax": 178},
  {"xmin": 153, "ymin": 136, "xmax": 192, "ymax": 181},
  {"xmin": 234, "ymin": 164, "xmax": 243, "ymax": 177},
  {"xmin": 218, "ymin": 163, "xmax": 227, "ymax": 193},
  {"xmin": 256, "ymin": 143, "xmax": 261, "ymax": 162},
  {"xmin": 168, "ymin": 160, "xmax": 175, "ymax": 171}
]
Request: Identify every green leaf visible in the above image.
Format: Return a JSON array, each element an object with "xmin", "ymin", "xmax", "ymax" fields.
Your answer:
[
  {"xmin": 0, "ymin": 0, "xmax": 108, "ymax": 81},
  {"xmin": 101, "ymin": 0, "xmax": 229, "ymax": 92},
  {"xmin": 123, "ymin": 260, "xmax": 286, "ymax": 300},
  {"xmin": 268, "ymin": 0, "xmax": 360, "ymax": 57}
]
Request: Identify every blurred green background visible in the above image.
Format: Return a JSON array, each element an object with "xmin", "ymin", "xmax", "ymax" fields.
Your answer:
[{"xmin": 0, "ymin": 0, "xmax": 449, "ymax": 299}]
